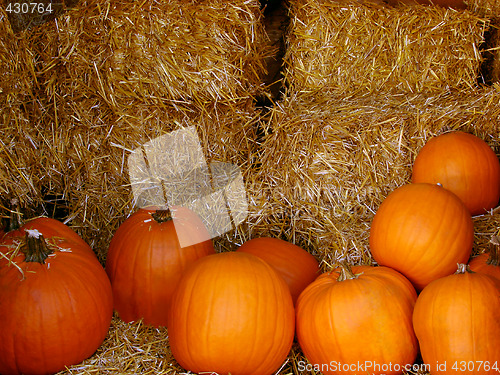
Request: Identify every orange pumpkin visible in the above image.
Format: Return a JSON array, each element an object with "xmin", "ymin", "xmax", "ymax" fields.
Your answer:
[
  {"xmin": 296, "ymin": 264, "xmax": 418, "ymax": 375},
  {"xmin": 413, "ymin": 264, "xmax": 500, "ymax": 374},
  {"xmin": 105, "ymin": 206, "xmax": 215, "ymax": 327},
  {"xmin": 168, "ymin": 251, "xmax": 295, "ymax": 375},
  {"xmin": 236, "ymin": 237, "xmax": 320, "ymax": 304},
  {"xmin": 469, "ymin": 235, "xmax": 500, "ymax": 281},
  {"xmin": 369, "ymin": 183, "xmax": 473, "ymax": 291},
  {"xmin": 412, "ymin": 131, "xmax": 500, "ymax": 216},
  {"xmin": 0, "ymin": 219, "xmax": 113, "ymax": 375}
]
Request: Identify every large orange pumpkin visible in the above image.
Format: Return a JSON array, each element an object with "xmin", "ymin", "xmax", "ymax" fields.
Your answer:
[
  {"xmin": 168, "ymin": 251, "xmax": 295, "ymax": 375},
  {"xmin": 412, "ymin": 131, "xmax": 500, "ymax": 216},
  {"xmin": 105, "ymin": 206, "xmax": 215, "ymax": 327},
  {"xmin": 236, "ymin": 237, "xmax": 320, "ymax": 304},
  {"xmin": 296, "ymin": 264, "xmax": 418, "ymax": 375},
  {"xmin": 0, "ymin": 218, "xmax": 113, "ymax": 375},
  {"xmin": 469, "ymin": 235, "xmax": 500, "ymax": 282},
  {"xmin": 369, "ymin": 183, "xmax": 474, "ymax": 291},
  {"xmin": 413, "ymin": 264, "xmax": 500, "ymax": 374}
]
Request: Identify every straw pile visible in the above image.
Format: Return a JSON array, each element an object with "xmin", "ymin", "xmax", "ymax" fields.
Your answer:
[
  {"xmin": 0, "ymin": 0, "xmax": 269, "ymax": 262},
  {"xmin": 244, "ymin": 85, "xmax": 500, "ymax": 268},
  {"xmin": 282, "ymin": 0, "xmax": 488, "ymax": 97}
]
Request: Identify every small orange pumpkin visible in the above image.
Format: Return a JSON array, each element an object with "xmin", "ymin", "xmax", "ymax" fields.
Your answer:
[
  {"xmin": 168, "ymin": 251, "xmax": 295, "ymax": 375},
  {"xmin": 296, "ymin": 264, "xmax": 418, "ymax": 375},
  {"xmin": 236, "ymin": 237, "xmax": 320, "ymax": 304},
  {"xmin": 412, "ymin": 131, "xmax": 500, "ymax": 216},
  {"xmin": 105, "ymin": 206, "xmax": 215, "ymax": 327},
  {"xmin": 369, "ymin": 183, "xmax": 474, "ymax": 291},
  {"xmin": 469, "ymin": 235, "xmax": 500, "ymax": 282},
  {"xmin": 413, "ymin": 264, "xmax": 500, "ymax": 374}
]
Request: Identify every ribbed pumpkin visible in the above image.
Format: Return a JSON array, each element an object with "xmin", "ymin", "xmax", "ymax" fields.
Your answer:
[
  {"xmin": 412, "ymin": 131, "xmax": 500, "ymax": 216},
  {"xmin": 369, "ymin": 183, "xmax": 474, "ymax": 291},
  {"xmin": 0, "ymin": 218, "xmax": 113, "ymax": 375},
  {"xmin": 469, "ymin": 235, "xmax": 500, "ymax": 281},
  {"xmin": 168, "ymin": 251, "xmax": 295, "ymax": 375},
  {"xmin": 413, "ymin": 264, "xmax": 500, "ymax": 374},
  {"xmin": 105, "ymin": 206, "xmax": 215, "ymax": 327},
  {"xmin": 236, "ymin": 237, "xmax": 320, "ymax": 304},
  {"xmin": 296, "ymin": 264, "xmax": 418, "ymax": 375}
]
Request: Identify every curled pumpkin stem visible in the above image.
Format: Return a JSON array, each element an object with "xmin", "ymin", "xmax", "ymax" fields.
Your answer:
[{"xmin": 21, "ymin": 230, "xmax": 53, "ymax": 264}]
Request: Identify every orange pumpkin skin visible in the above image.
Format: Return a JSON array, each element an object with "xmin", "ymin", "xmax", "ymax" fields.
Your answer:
[
  {"xmin": 369, "ymin": 183, "xmax": 473, "ymax": 291},
  {"xmin": 296, "ymin": 265, "xmax": 418, "ymax": 375},
  {"xmin": 168, "ymin": 252, "xmax": 295, "ymax": 375},
  {"xmin": 0, "ymin": 221, "xmax": 113, "ymax": 375},
  {"xmin": 105, "ymin": 206, "xmax": 215, "ymax": 327},
  {"xmin": 412, "ymin": 131, "xmax": 500, "ymax": 216},
  {"xmin": 413, "ymin": 265, "xmax": 500, "ymax": 374},
  {"xmin": 236, "ymin": 237, "xmax": 320, "ymax": 304},
  {"xmin": 468, "ymin": 240, "xmax": 500, "ymax": 282}
]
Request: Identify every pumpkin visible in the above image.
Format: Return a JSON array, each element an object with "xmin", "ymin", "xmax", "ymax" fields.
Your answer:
[
  {"xmin": 411, "ymin": 131, "xmax": 500, "ymax": 216},
  {"xmin": 296, "ymin": 264, "xmax": 418, "ymax": 375},
  {"xmin": 369, "ymin": 183, "xmax": 473, "ymax": 291},
  {"xmin": 105, "ymin": 206, "xmax": 215, "ymax": 327},
  {"xmin": 0, "ymin": 219, "xmax": 113, "ymax": 375},
  {"xmin": 167, "ymin": 251, "xmax": 295, "ymax": 375},
  {"xmin": 236, "ymin": 237, "xmax": 320, "ymax": 304},
  {"xmin": 468, "ymin": 235, "xmax": 500, "ymax": 281},
  {"xmin": 413, "ymin": 264, "xmax": 500, "ymax": 374}
]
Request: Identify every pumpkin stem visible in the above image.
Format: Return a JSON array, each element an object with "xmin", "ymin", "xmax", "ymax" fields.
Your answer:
[
  {"xmin": 487, "ymin": 235, "xmax": 500, "ymax": 267},
  {"xmin": 21, "ymin": 229, "xmax": 53, "ymax": 264},
  {"xmin": 4, "ymin": 199, "xmax": 23, "ymax": 232},
  {"xmin": 336, "ymin": 263, "xmax": 359, "ymax": 282},
  {"xmin": 151, "ymin": 208, "xmax": 173, "ymax": 223},
  {"xmin": 455, "ymin": 263, "xmax": 473, "ymax": 274}
]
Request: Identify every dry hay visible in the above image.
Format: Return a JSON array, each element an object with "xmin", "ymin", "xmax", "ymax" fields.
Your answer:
[
  {"xmin": 244, "ymin": 85, "xmax": 500, "ymax": 269},
  {"xmin": 0, "ymin": 0, "xmax": 267, "ymax": 262},
  {"xmin": 0, "ymin": 98, "xmax": 260, "ymax": 262},
  {"xmin": 282, "ymin": 0, "xmax": 488, "ymax": 97},
  {"xmin": 467, "ymin": 0, "xmax": 500, "ymax": 18},
  {"xmin": 27, "ymin": 0, "xmax": 272, "ymax": 107}
]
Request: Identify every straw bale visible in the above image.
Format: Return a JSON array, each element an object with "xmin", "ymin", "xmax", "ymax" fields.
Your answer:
[
  {"xmin": 467, "ymin": 0, "xmax": 500, "ymax": 18},
  {"xmin": 0, "ymin": 0, "xmax": 270, "ymax": 261},
  {"xmin": 282, "ymin": 0, "xmax": 488, "ymax": 97},
  {"xmin": 26, "ymin": 0, "xmax": 272, "ymax": 108},
  {"xmin": 0, "ymin": 96, "xmax": 260, "ymax": 262},
  {"xmin": 245, "ymin": 86, "xmax": 500, "ymax": 267}
]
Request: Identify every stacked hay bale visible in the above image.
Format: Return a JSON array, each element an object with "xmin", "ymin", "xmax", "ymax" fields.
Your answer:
[
  {"xmin": 0, "ymin": 0, "xmax": 270, "ymax": 261},
  {"xmin": 249, "ymin": 0, "xmax": 500, "ymax": 269}
]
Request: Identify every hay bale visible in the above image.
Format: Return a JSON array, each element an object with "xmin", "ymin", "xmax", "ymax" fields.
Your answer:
[
  {"xmin": 0, "ymin": 98, "xmax": 260, "ymax": 262},
  {"xmin": 282, "ymin": 0, "xmax": 488, "ymax": 97},
  {"xmin": 0, "ymin": 0, "xmax": 268, "ymax": 261},
  {"xmin": 28, "ymin": 0, "xmax": 271, "ymax": 107},
  {"xmin": 467, "ymin": 0, "xmax": 500, "ymax": 18},
  {"xmin": 245, "ymin": 86, "xmax": 500, "ymax": 267}
]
